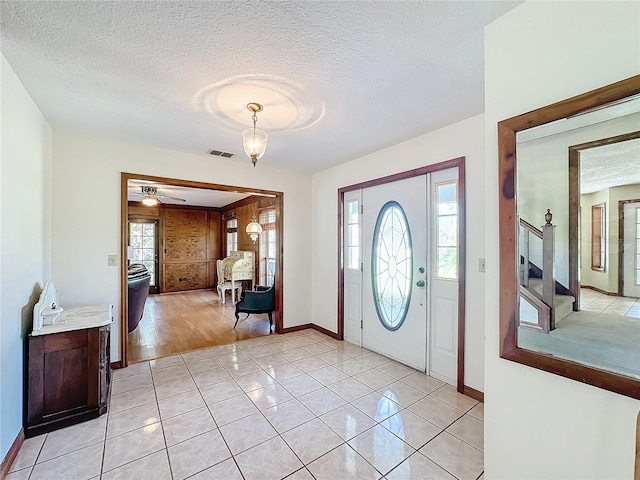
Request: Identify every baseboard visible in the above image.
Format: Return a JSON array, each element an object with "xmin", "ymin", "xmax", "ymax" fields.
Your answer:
[
  {"xmin": 463, "ymin": 385, "xmax": 484, "ymax": 403},
  {"xmin": 280, "ymin": 323, "xmax": 313, "ymax": 334},
  {"xmin": 110, "ymin": 361, "xmax": 123, "ymax": 369},
  {"xmin": 581, "ymin": 285, "xmax": 618, "ymax": 296},
  {"xmin": 311, "ymin": 324, "xmax": 341, "ymax": 339},
  {"xmin": 0, "ymin": 429, "xmax": 24, "ymax": 479}
]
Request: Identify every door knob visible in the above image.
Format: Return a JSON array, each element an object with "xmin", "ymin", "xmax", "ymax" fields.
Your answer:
[{"xmin": 416, "ymin": 280, "xmax": 425, "ymax": 287}]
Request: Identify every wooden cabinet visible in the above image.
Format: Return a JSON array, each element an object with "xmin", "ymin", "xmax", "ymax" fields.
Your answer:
[{"xmin": 25, "ymin": 324, "xmax": 111, "ymax": 437}]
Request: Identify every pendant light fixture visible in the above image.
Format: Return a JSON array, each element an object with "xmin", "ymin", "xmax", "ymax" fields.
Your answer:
[
  {"xmin": 246, "ymin": 204, "xmax": 263, "ymax": 243},
  {"xmin": 242, "ymin": 103, "xmax": 268, "ymax": 167}
]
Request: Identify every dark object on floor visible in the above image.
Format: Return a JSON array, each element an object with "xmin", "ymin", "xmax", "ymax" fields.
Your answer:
[
  {"xmin": 234, "ymin": 285, "xmax": 276, "ymax": 332},
  {"xmin": 128, "ymin": 263, "xmax": 151, "ymax": 333}
]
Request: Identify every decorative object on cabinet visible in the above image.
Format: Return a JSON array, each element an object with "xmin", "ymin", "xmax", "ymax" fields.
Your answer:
[
  {"xmin": 234, "ymin": 284, "xmax": 276, "ymax": 332},
  {"xmin": 26, "ymin": 283, "xmax": 112, "ymax": 437},
  {"xmin": 127, "ymin": 263, "xmax": 151, "ymax": 332},
  {"xmin": 218, "ymin": 251, "xmax": 255, "ymax": 304},
  {"xmin": 216, "ymin": 259, "xmax": 242, "ymax": 304}
]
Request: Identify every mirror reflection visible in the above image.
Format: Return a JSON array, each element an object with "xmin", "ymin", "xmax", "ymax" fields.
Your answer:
[{"xmin": 515, "ymin": 95, "xmax": 640, "ymax": 380}]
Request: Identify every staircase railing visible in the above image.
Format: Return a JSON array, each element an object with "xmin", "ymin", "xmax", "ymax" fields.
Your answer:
[{"xmin": 519, "ymin": 209, "xmax": 556, "ymax": 331}]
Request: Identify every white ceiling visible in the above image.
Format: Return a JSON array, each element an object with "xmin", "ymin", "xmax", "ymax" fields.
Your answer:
[
  {"xmin": 580, "ymin": 138, "xmax": 640, "ymax": 194},
  {"xmin": 0, "ymin": 1, "xmax": 521, "ymax": 173}
]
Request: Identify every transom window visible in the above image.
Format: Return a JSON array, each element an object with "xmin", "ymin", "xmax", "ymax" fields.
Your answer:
[
  {"xmin": 372, "ymin": 201, "xmax": 412, "ymax": 330},
  {"xmin": 435, "ymin": 181, "xmax": 458, "ymax": 280}
]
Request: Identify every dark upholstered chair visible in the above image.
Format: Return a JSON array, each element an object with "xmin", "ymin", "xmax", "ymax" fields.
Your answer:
[
  {"xmin": 234, "ymin": 285, "xmax": 275, "ymax": 332},
  {"xmin": 127, "ymin": 264, "xmax": 151, "ymax": 333}
]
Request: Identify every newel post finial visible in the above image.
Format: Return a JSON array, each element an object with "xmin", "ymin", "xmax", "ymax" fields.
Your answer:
[{"xmin": 544, "ymin": 209, "xmax": 553, "ymax": 225}]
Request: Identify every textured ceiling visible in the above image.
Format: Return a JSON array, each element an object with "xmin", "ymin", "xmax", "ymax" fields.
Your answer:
[
  {"xmin": 0, "ymin": 1, "xmax": 521, "ymax": 173},
  {"xmin": 580, "ymin": 138, "xmax": 640, "ymax": 194},
  {"xmin": 127, "ymin": 179, "xmax": 258, "ymax": 207}
]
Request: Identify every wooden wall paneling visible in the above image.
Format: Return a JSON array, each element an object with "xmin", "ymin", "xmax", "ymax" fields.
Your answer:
[
  {"xmin": 207, "ymin": 211, "xmax": 222, "ymax": 287},
  {"xmin": 164, "ymin": 263, "xmax": 208, "ymax": 291},
  {"xmin": 127, "ymin": 202, "xmax": 160, "ymax": 219},
  {"xmin": 163, "ymin": 208, "xmax": 208, "ymax": 261}
]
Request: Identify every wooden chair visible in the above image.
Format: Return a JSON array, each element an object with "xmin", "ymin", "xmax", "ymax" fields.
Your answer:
[
  {"xmin": 216, "ymin": 259, "xmax": 241, "ymax": 304},
  {"xmin": 234, "ymin": 284, "xmax": 275, "ymax": 332}
]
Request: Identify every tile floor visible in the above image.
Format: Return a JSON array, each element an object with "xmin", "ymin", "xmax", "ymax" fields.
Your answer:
[
  {"xmin": 8, "ymin": 329, "xmax": 484, "ymax": 480},
  {"xmin": 580, "ymin": 288, "xmax": 640, "ymax": 318}
]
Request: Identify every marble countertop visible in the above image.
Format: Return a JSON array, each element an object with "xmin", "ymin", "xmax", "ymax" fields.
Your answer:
[{"xmin": 31, "ymin": 304, "xmax": 113, "ymax": 336}]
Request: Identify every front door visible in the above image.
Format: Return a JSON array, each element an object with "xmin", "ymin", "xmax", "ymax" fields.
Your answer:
[
  {"xmin": 362, "ymin": 176, "xmax": 429, "ymax": 371},
  {"xmin": 622, "ymin": 201, "xmax": 640, "ymax": 297}
]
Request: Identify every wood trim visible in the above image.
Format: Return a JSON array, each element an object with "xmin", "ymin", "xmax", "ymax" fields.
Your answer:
[
  {"xmin": 110, "ymin": 361, "xmax": 123, "ymax": 369},
  {"xmin": 0, "ymin": 429, "xmax": 24, "ymax": 479},
  {"xmin": 462, "ymin": 385, "xmax": 484, "ymax": 403},
  {"xmin": 498, "ymin": 74, "xmax": 640, "ymax": 400},
  {"xmin": 591, "ymin": 203, "xmax": 606, "ymax": 271},
  {"xmin": 457, "ymin": 159, "xmax": 466, "ymax": 395},
  {"xmin": 280, "ymin": 323, "xmax": 313, "ymax": 334},
  {"xmin": 619, "ymin": 198, "xmax": 640, "ymax": 297},
  {"xmin": 120, "ymin": 174, "xmax": 129, "ymax": 367},
  {"xmin": 311, "ymin": 323, "xmax": 341, "ymax": 340},
  {"xmin": 337, "ymin": 157, "xmax": 467, "ymax": 393},
  {"xmin": 221, "ymin": 195, "xmax": 266, "ymax": 211},
  {"xmin": 568, "ymin": 131, "xmax": 640, "ymax": 308},
  {"xmin": 633, "ymin": 412, "xmax": 640, "ymax": 480},
  {"xmin": 580, "ymin": 285, "xmax": 618, "ymax": 296},
  {"xmin": 121, "ymin": 173, "xmax": 284, "ymax": 362}
]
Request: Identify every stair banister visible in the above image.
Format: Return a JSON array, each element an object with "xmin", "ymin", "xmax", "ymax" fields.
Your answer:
[{"xmin": 542, "ymin": 209, "xmax": 556, "ymax": 330}]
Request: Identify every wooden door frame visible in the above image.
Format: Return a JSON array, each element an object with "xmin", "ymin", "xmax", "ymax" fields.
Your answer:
[
  {"xmin": 619, "ymin": 198, "xmax": 640, "ymax": 296},
  {"xmin": 120, "ymin": 172, "xmax": 284, "ymax": 367},
  {"xmin": 568, "ymin": 131, "xmax": 640, "ymax": 305},
  {"xmin": 337, "ymin": 157, "xmax": 471, "ymax": 397}
]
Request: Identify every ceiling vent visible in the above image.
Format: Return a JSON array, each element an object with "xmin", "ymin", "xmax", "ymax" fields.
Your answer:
[{"xmin": 209, "ymin": 149, "xmax": 234, "ymax": 158}]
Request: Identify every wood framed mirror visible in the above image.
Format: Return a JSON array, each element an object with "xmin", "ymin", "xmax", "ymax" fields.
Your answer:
[{"xmin": 498, "ymin": 74, "xmax": 640, "ymax": 399}]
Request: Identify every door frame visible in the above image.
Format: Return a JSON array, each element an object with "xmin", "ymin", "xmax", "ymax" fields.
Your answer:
[
  {"xmin": 619, "ymin": 198, "xmax": 640, "ymax": 296},
  {"xmin": 337, "ymin": 157, "xmax": 467, "ymax": 394},
  {"xmin": 120, "ymin": 172, "xmax": 284, "ymax": 367}
]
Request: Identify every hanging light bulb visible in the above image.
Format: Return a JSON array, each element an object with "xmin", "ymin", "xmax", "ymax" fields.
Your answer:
[{"xmin": 242, "ymin": 103, "xmax": 268, "ymax": 167}]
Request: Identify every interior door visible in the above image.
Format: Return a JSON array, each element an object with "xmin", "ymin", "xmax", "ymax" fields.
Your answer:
[
  {"xmin": 129, "ymin": 219, "xmax": 159, "ymax": 294},
  {"xmin": 362, "ymin": 176, "xmax": 428, "ymax": 371},
  {"xmin": 343, "ymin": 190, "xmax": 363, "ymax": 345},
  {"xmin": 623, "ymin": 201, "xmax": 640, "ymax": 297}
]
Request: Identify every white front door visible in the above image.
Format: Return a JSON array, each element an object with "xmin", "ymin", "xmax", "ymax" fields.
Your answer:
[
  {"xmin": 362, "ymin": 176, "xmax": 429, "ymax": 371},
  {"xmin": 623, "ymin": 201, "xmax": 640, "ymax": 298}
]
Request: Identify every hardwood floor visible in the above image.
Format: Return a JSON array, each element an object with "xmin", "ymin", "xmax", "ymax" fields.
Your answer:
[{"xmin": 127, "ymin": 289, "xmax": 271, "ymax": 363}]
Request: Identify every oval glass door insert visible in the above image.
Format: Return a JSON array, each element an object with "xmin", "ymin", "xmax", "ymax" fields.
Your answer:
[{"xmin": 372, "ymin": 201, "xmax": 413, "ymax": 330}]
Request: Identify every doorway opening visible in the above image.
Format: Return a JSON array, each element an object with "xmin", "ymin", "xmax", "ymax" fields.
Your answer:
[
  {"xmin": 338, "ymin": 157, "xmax": 468, "ymax": 394},
  {"xmin": 120, "ymin": 172, "xmax": 284, "ymax": 367}
]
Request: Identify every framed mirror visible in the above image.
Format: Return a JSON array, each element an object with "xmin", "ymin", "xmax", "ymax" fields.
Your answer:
[{"xmin": 498, "ymin": 74, "xmax": 640, "ymax": 399}]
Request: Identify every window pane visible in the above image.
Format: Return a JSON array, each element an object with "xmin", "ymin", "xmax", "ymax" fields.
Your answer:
[
  {"xmin": 437, "ymin": 216, "xmax": 457, "ymax": 247},
  {"xmin": 143, "ymin": 224, "xmax": 154, "ymax": 236},
  {"xmin": 348, "ymin": 224, "xmax": 359, "ymax": 247},
  {"xmin": 437, "ymin": 183, "xmax": 457, "ymax": 215},
  {"xmin": 131, "ymin": 224, "xmax": 143, "ymax": 235},
  {"xmin": 143, "ymin": 249, "xmax": 154, "ymax": 261},
  {"xmin": 130, "ymin": 236, "xmax": 142, "ymax": 248},
  {"xmin": 372, "ymin": 202, "xmax": 412, "ymax": 330},
  {"xmin": 348, "ymin": 246, "xmax": 359, "ymax": 270},
  {"xmin": 348, "ymin": 201, "xmax": 359, "ymax": 224},
  {"xmin": 437, "ymin": 247, "xmax": 457, "ymax": 279},
  {"xmin": 142, "ymin": 236, "xmax": 154, "ymax": 248}
]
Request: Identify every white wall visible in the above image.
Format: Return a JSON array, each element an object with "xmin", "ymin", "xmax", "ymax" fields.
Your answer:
[
  {"xmin": 580, "ymin": 189, "xmax": 609, "ymax": 291},
  {"xmin": 484, "ymin": 2, "xmax": 640, "ymax": 478},
  {"xmin": 311, "ymin": 114, "xmax": 486, "ymax": 392},
  {"xmin": 0, "ymin": 55, "xmax": 52, "ymax": 460},
  {"xmin": 51, "ymin": 132, "xmax": 312, "ymax": 362}
]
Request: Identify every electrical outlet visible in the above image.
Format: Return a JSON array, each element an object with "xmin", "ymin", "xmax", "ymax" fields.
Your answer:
[
  {"xmin": 108, "ymin": 255, "xmax": 117, "ymax": 266},
  {"xmin": 479, "ymin": 258, "xmax": 486, "ymax": 273}
]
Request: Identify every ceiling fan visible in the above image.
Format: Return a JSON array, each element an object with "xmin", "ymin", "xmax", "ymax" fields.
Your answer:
[{"xmin": 133, "ymin": 186, "xmax": 186, "ymax": 206}]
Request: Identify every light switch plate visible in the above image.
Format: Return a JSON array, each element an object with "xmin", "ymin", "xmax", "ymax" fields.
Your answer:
[{"xmin": 108, "ymin": 255, "xmax": 117, "ymax": 266}]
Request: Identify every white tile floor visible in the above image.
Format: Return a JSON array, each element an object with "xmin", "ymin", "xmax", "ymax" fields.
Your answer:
[
  {"xmin": 9, "ymin": 329, "xmax": 484, "ymax": 480},
  {"xmin": 580, "ymin": 288, "xmax": 640, "ymax": 318}
]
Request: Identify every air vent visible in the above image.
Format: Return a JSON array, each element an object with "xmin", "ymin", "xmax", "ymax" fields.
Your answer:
[{"xmin": 209, "ymin": 149, "xmax": 234, "ymax": 158}]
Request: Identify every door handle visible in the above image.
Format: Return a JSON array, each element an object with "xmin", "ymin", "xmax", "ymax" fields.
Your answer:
[{"xmin": 416, "ymin": 280, "xmax": 425, "ymax": 288}]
